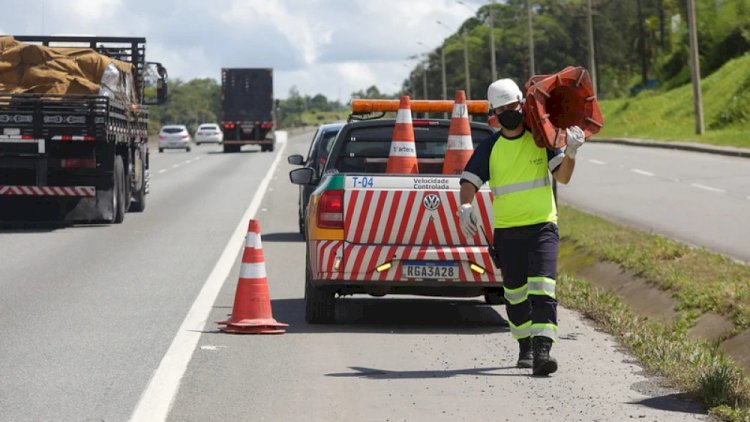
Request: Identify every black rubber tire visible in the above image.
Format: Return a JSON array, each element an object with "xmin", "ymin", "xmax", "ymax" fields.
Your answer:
[
  {"xmin": 158, "ymin": 148, "xmax": 163, "ymax": 153},
  {"xmin": 112, "ymin": 156, "xmax": 126, "ymax": 224},
  {"xmin": 304, "ymin": 257, "xmax": 335, "ymax": 324},
  {"xmin": 129, "ymin": 156, "xmax": 146, "ymax": 213},
  {"xmin": 484, "ymin": 288, "xmax": 505, "ymax": 305}
]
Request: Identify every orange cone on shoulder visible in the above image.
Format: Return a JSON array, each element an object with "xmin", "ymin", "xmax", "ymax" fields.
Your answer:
[{"xmin": 216, "ymin": 219, "xmax": 288, "ymax": 334}]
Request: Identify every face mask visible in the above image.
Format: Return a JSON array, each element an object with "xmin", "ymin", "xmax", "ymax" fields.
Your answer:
[{"xmin": 498, "ymin": 110, "xmax": 523, "ymax": 130}]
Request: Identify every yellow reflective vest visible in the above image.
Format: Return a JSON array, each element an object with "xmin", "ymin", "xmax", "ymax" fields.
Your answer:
[{"xmin": 489, "ymin": 131, "xmax": 557, "ymax": 228}]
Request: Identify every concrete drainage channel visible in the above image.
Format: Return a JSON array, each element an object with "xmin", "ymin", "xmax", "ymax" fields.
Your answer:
[{"xmin": 559, "ymin": 257, "xmax": 750, "ymax": 377}]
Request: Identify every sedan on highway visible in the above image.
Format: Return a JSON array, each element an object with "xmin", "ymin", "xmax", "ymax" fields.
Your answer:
[
  {"xmin": 287, "ymin": 122, "xmax": 344, "ymax": 236},
  {"xmin": 195, "ymin": 123, "xmax": 223, "ymax": 145},
  {"xmin": 158, "ymin": 125, "xmax": 192, "ymax": 152}
]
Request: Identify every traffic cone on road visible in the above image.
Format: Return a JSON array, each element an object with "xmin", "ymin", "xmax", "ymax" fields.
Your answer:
[
  {"xmin": 386, "ymin": 95, "xmax": 419, "ymax": 174},
  {"xmin": 216, "ymin": 219, "xmax": 288, "ymax": 334},
  {"xmin": 442, "ymin": 90, "xmax": 474, "ymax": 174}
]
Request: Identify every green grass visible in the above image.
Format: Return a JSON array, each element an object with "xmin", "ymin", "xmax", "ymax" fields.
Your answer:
[
  {"xmin": 596, "ymin": 53, "xmax": 750, "ymax": 149},
  {"xmin": 558, "ymin": 205, "xmax": 750, "ymax": 420}
]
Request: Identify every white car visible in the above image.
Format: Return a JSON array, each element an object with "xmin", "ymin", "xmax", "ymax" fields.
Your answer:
[
  {"xmin": 195, "ymin": 123, "xmax": 223, "ymax": 145},
  {"xmin": 158, "ymin": 125, "xmax": 191, "ymax": 152}
]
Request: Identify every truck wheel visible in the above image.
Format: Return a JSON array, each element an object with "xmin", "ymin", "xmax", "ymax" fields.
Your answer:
[
  {"xmin": 484, "ymin": 288, "xmax": 505, "ymax": 305},
  {"xmin": 129, "ymin": 154, "xmax": 146, "ymax": 213},
  {"xmin": 112, "ymin": 156, "xmax": 126, "ymax": 224},
  {"xmin": 267, "ymin": 142, "xmax": 275, "ymax": 152},
  {"xmin": 304, "ymin": 258, "xmax": 335, "ymax": 324}
]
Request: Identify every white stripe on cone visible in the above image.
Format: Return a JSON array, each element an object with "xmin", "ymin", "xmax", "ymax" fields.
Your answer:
[
  {"xmin": 451, "ymin": 104, "xmax": 468, "ymax": 118},
  {"xmin": 447, "ymin": 134, "xmax": 474, "ymax": 149},
  {"xmin": 395, "ymin": 110, "xmax": 412, "ymax": 124},
  {"xmin": 240, "ymin": 262, "xmax": 267, "ymax": 279},
  {"xmin": 390, "ymin": 141, "xmax": 416, "ymax": 156},
  {"xmin": 245, "ymin": 232, "xmax": 262, "ymax": 249}
]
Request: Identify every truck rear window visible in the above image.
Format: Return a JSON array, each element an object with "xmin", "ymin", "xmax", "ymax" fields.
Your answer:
[{"xmin": 333, "ymin": 124, "xmax": 492, "ymax": 174}]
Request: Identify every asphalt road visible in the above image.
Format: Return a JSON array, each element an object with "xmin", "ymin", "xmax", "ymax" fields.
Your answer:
[
  {"xmin": 557, "ymin": 142, "xmax": 750, "ymax": 263},
  {"xmin": 0, "ymin": 132, "xmax": 715, "ymax": 422},
  {"xmin": 0, "ymin": 141, "xmax": 280, "ymax": 421}
]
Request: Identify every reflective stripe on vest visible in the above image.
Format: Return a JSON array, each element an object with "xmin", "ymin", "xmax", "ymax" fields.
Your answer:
[
  {"xmin": 488, "ymin": 131, "xmax": 557, "ymax": 228},
  {"xmin": 491, "ymin": 176, "xmax": 550, "ymax": 196}
]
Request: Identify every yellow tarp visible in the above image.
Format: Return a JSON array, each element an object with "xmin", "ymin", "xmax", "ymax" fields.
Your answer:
[{"xmin": 0, "ymin": 36, "xmax": 134, "ymax": 100}]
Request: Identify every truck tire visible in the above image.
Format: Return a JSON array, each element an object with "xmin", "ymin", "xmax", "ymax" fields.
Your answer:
[
  {"xmin": 484, "ymin": 287, "xmax": 505, "ymax": 305},
  {"xmin": 129, "ymin": 151, "xmax": 146, "ymax": 212},
  {"xmin": 112, "ymin": 156, "xmax": 126, "ymax": 224},
  {"xmin": 304, "ymin": 257, "xmax": 335, "ymax": 324}
]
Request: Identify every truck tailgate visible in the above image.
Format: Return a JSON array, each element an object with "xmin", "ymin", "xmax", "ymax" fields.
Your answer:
[{"xmin": 334, "ymin": 175, "xmax": 499, "ymax": 283}]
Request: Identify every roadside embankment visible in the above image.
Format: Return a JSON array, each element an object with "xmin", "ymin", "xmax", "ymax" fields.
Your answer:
[{"xmin": 558, "ymin": 204, "xmax": 750, "ymax": 420}]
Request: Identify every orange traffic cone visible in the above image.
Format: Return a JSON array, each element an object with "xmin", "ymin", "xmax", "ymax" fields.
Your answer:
[
  {"xmin": 386, "ymin": 95, "xmax": 419, "ymax": 174},
  {"xmin": 442, "ymin": 90, "xmax": 474, "ymax": 174},
  {"xmin": 217, "ymin": 219, "xmax": 288, "ymax": 334}
]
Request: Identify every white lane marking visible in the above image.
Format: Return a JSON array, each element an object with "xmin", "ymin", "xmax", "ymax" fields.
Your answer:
[
  {"xmin": 588, "ymin": 159, "xmax": 606, "ymax": 165},
  {"xmin": 631, "ymin": 168, "xmax": 654, "ymax": 177},
  {"xmin": 129, "ymin": 139, "xmax": 288, "ymax": 422},
  {"xmin": 691, "ymin": 183, "xmax": 726, "ymax": 193},
  {"xmin": 155, "ymin": 157, "xmax": 203, "ymax": 175}
]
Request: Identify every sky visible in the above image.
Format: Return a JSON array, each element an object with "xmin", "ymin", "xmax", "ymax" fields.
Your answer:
[{"xmin": 2, "ymin": 0, "xmax": 484, "ymax": 102}]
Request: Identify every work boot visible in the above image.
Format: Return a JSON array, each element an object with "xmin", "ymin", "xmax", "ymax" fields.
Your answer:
[
  {"xmin": 516, "ymin": 338, "xmax": 533, "ymax": 368},
  {"xmin": 532, "ymin": 336, "xmax": 558, "ymax": 376}
]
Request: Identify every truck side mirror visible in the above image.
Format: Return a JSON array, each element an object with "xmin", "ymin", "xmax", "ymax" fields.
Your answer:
[{"xmin": 144, "ymin": 62, "xmax": 168, "ymax": 105}]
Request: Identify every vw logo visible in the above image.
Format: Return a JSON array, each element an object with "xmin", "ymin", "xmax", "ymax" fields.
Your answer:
[{"xmin": 423, "ymin": 193, "xmax": 441, "ymax": 211}]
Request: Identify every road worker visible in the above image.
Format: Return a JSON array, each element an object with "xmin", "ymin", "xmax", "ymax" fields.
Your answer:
[{"xmin": 457, "ymin": 78, "xmax": 585, "ymax": 375}]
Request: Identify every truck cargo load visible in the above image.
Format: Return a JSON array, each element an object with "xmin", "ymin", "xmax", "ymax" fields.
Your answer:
[{"xmin": 0, "ymin": 35, "xmax": 168, "ymax": 224}]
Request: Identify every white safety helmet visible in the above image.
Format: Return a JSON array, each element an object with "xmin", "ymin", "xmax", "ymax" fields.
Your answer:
[{"xmin": 487, "ymin": 78, "xmax": 523, "ymax": 110}]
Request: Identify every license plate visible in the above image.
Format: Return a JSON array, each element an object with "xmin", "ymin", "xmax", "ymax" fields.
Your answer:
[{"xmin": 402, "ymin": 261, "xmax": 458, "ymax": 279}]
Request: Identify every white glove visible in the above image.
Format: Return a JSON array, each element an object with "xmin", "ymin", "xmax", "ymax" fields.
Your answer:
[
  {"xmin": 565, "ymin": 125, "xmax": 586, "ymax": 159},
  {"xmin": 457, "ymin": 203, "xmax": 478, "ymax": 238}
]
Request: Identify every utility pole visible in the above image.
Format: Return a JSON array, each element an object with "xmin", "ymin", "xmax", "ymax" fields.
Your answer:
[
  {"xmin": 527, "ymin": 0, "xmax": 535, "ymax": 77},
  {"xmin": 440, "ymin": 46, "xmax": 447, "ymax": 101},
  {"xmin": 687, "ymin": 0, "xmax": 704, "ymax": 134},
  {"xmin": 586, "ymin": 0, "xmax": 597, "ymax": 95},
  {"xmin": 489, "ymin": 2, "xmax": 497, "ymax": 81}
]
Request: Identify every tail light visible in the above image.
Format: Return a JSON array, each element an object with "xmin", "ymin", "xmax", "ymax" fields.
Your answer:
[
  {"xmin": 223, "ymin": 122, "xmax": 236, "ymax": 129},
  {"xmin": 158, "ymin": 134, "xmax": 165, "ymax": 140},
  {"xmin": 260, "ymin": 121, "xmax": 273, "ymax": 129},
  {"xmin": 61, "ymin": 158, "xmax": 96, "ymax": 169},
  {"xmin": 317, "ymin": 189, "xmax": 344, "ymax": 229},
  {"xmin": 182, "ymin": 134, "xmax": 189, "ymax": 139}
]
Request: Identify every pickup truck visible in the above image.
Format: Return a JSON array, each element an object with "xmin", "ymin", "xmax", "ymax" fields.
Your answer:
[{"xmin": 289, "ymin": 99, "xmax": 503, "ymax": 323}]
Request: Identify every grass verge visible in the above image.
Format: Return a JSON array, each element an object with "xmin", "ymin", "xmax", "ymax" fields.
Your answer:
[
  {"xmin": 558, "ymin": 205, "xmax": 750, "ymax": 421},
  {"xmin": 596, "ymin": 53, "xmax": 750, "ymax": 149}
]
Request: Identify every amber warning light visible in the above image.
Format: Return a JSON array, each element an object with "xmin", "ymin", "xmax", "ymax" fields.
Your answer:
[{"xmin": 351, "ymin": 99, "xmax": 490, "ymax": 115}]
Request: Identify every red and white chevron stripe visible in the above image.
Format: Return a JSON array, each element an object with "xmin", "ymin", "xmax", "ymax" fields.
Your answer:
[
  {"xmin": 308, "ymin": 188, "xmax": 500, "ymax": 284},
  {"xmin": 0, "ymin": 185, "xmax": 95, "ymax": 197},
  {"xmin": 309, "ymin": 240, "xmax": 343, "ymax": 280},
  {"xmin": 343, "ymin": 189, "xmax": 493, "ymax": 246}
]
